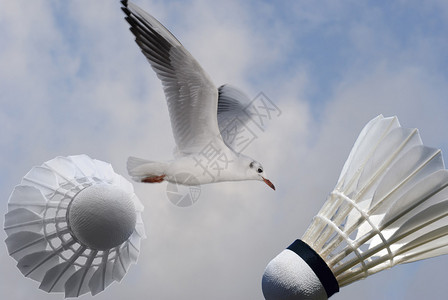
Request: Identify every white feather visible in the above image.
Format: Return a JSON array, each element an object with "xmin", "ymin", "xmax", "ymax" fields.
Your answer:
[{"xmin": 301, "ymin": 115, "xmax": 448, "ymax": 287}]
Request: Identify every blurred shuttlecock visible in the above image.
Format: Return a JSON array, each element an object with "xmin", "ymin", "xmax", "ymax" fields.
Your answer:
[
  {"xmin": 4, "ymin": 155, "xmax": 145, "ymax": 298},
  {"xmin": 263, "ymin": 115, "xmax": 448, "ymax": 299}
]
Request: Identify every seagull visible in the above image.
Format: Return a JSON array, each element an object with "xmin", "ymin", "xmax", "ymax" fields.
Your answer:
[{"xmin": 121, "ymin": 1, "xmax": 275, "ymax": 190}]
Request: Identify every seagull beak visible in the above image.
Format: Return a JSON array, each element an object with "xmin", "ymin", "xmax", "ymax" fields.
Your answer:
[{"xmin": 262, "ymin": 177, "xmax": 275, "ymax": 190}]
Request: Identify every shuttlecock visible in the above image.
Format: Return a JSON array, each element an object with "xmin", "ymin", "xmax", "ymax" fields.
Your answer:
[
  {"xmin": 262, "ymin": 115, "xmax": 448, "ymax": 300},
  {"xmin": 4, "ymin": 155, "xmax": 145, "ymax": 298}
]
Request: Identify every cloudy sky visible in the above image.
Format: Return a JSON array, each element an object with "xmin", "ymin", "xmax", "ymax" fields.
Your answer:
[{"xmin": 1, "ymin": 0, "xmax": 448, "ymax": 299}]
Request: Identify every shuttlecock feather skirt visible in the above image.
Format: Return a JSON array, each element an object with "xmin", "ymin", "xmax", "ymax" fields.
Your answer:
[{"xmin": 301, "ymin": 115, "xmax": 448, "ymax": 287}]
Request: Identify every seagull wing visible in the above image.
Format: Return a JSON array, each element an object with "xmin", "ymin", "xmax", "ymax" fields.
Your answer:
[
  {"xmin": 122, "ymin": 1, "xmax": 221, "ymax": 154},
  {"xmin": 217, "ymin": 85, "xmax": 253, "ymax": 152}
]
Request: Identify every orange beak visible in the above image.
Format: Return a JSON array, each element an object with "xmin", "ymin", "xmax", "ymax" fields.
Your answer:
[{"xmin": 263, "ymin": 177, "xmax": 275, "ymax": 190}]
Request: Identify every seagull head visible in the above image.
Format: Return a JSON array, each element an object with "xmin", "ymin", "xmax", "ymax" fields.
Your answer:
[{"xmin": 247, "ymin": 160, "xmax": 275, "ymax": 190}]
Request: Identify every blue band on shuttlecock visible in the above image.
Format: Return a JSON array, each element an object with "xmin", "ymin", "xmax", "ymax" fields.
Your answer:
[{"xmin": 287, "ymin": 239, "xmax": 339, "ymax": 298}]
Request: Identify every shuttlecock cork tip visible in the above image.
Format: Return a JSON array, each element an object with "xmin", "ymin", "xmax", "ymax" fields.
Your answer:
[
  {"xmin": 262, "ymin": 240, "xmax": 339, "ymax": 300},
  {"xmin": 67, "ymin": 184, "xmax": 137, "ymax": 250}
]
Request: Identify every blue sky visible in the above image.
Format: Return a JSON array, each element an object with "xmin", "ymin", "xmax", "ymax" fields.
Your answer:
[{"xmin": 1, "ymin": 1, "xmax": 448, "ymax": 299}]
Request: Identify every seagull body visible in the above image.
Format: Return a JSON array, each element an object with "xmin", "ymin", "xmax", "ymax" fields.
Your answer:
[{"xmin": 121, "ymin": 1, "xmax": 275, "ymax": 190}]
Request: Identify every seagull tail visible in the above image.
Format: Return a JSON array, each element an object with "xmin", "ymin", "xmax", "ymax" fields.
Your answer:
[{"xmin": 127, "ymin": 156, "xmax": 167, "ymax": 182}]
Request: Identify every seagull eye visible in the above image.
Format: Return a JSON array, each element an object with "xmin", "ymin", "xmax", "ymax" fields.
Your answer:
[
  {"xmin": 257, "ymin": 168, "xmax": 263, "ymax": 173},
  {"xmin": 250, "ymin": 162, "xmax": 254, "ymax": 168}
]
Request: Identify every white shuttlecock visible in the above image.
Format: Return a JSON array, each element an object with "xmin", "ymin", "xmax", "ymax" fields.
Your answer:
[
  {"xmin": 4, "ymin": 155, "xmax": 145, "ymax": 298},
  {"xmin": 262, "ymin": 115, "xmax": 448, "ymax": 300}
]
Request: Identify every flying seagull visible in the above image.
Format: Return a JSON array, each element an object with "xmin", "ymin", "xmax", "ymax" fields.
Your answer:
[{"xmin": 121, "ymin": 1, "xmax": 275, "ymax": 190}]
